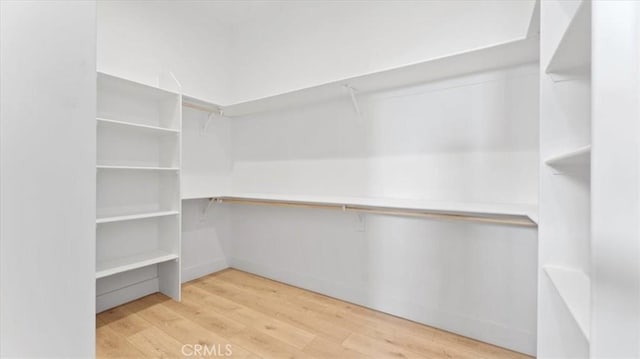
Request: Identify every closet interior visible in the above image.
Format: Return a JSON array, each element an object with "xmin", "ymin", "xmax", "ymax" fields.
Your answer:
[{"xmin": 92, "ymin": 1, "xmax": 597, "ymax": 357}]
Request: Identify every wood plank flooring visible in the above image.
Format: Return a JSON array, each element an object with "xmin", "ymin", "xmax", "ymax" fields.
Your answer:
[{"xmin": 97, "ymin": 269, "xmax": 531, "ymax": 359}]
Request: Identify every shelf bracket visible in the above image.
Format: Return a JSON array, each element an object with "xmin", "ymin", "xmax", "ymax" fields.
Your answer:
[
  {"xmin": 201, "ymin": 197, "xmax": 218, "ymax": 219},
  {"xmin": 203, "ymin": 107, "xmax": 224, "ymax": 133},
  {"xmin": 354, "ymin": 212, "xmax": 366, "ymax": 232},
  {"xmin": 343, "ymin": 84, "xmax": 361, "ymax": 117}
]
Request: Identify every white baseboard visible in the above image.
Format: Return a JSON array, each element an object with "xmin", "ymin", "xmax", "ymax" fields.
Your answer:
[
  {"xmin": 96, "ymin": 277, "xmax": 159, "ymax": 313},
  {"xmin": 229, "ymin": 257, "xmax": 535, "ymax": 356},
  {"xmin": 182, "ymin": 258, "xmax": 229, "ymax": 283}
]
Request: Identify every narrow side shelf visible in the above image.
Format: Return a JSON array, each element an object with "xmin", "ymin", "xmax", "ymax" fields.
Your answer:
[
  {"xmin": 545, "ymin": 1, "xmax": 591, "ymax": 76},
  {"xmin": 97, "ymin": 165, "xmax": 179, "ymax": 171},
  {"xmin": 96, "ymin": 210, "xmax": 179, "ymax": 224},
  {"xmin": 545, "ymin": 145, "xmax": 591, "ymax": 169},
  {"xmin": 96, "ymin": 250, "xmax": 179, "ymax": 279},
  {"xmin": 544, "ymin": 266, "xmax": 591, "ymax": 340},
  {"xmin": 97, "ymin": 117, "xmax": 179, "ymax": 135}
]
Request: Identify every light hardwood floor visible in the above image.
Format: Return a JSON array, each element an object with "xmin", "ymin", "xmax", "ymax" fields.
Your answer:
[{"xmin": 97, "ymin": 269, "xmax": 531, "ymax": 359}]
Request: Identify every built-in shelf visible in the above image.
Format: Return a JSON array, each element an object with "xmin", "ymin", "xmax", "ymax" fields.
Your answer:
[
  {"xmin": 98, "ymin": 72, "xmax": 179, "ymax": 100},
  {"xmin": 185, "ymin": 192, "xmax": 538, "ymax": 227},
  {"xmin": 544, "ymin": 266, "xmax": 591, "ymax": 340},
  {"xmin": 97, "ymin": 117, "xmax": 179, "ymax": 134},
  {"xmin": 96, "ymin": 250, "xmax": 179, "ymax": 279},
  {"xmin": 97, "ymin": 165, "xmax": 179, "ymax": 171},
  {"xmin": 182, "ymin": 36, "xmax": 539, "ymax": 117},
  {"xmin": 96, "ymin": 210, "xmax": 179, "ymax": 224},
  {"xmin": 546, "ymin": 1, "xmax": 591, "ymax": 76},
  {"xmin": 545, "ymin": 145, "xmax": 591, "ymax": 168}
]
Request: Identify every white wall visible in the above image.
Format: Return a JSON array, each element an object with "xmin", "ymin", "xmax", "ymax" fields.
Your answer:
[
  {"xmin": 232, "ymin": 64, "xmax": 539, "ymax": 205},
  {"xmin": 223, "ymin": 64, "xmax": 539, "ymax": 355},
  {"xmin": 97, "ymin": 0, "xmax": 233, "ymax": 103},
  {"xmin": 0, "ymin": 1, "xmax": 96, "ymax": 357},
  {"xmin": 182, "ymin": 106, "xmax": 233, "ymax": 198},
  {"xmin": 181, "ymin": 106, "xmax": 233, "ymax": 281},
  {"xmin": 97, "ymin": 0, "xmax": 536, "ymax": 105},
  {"xmin": 591, "ymin": 2, "xmax": 640, "ymax": 357},
  {"xmin": 227, "ymin": 0, "xmax": 537, "ymax": 103},
  {"xmin": 229, "ymin": 206, "xmax": 538, "ymax": 355},
  {"xmin": 181, "ymin": 201, "xmax": 230, "ymax": 283}
]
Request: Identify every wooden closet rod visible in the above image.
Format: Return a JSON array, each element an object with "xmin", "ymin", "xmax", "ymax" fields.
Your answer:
[
  {"xmin": 182, "ymin": 100, "xmax": 220, "ymax": 113},
  {"xmin": 211, "ymin": 197, "xmax": 537, "ymax": 227}
]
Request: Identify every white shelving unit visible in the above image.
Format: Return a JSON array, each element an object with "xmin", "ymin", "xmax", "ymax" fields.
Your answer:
[
  {"xmin": 539, "ymin": 1, "xmax": 592, "ymax": 357},
  {"xmin": 96, "ymin": 72, "xmax": 182, "ymax": 312}
]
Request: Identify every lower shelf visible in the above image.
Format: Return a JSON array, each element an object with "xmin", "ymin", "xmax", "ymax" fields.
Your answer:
[
  {"xmin": 96, "ymin": 210, "xmax": 179, "ymax": 224},
  {"xmin": 96, "ymin": 250, "xmax": 178, "ymax": 279},
  {"xmin": 544, "ymin": 265, "xmax": 591, "ymax": 340}
]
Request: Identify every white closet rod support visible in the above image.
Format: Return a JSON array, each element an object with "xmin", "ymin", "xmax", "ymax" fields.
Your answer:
[
  {"xmin": 203, "ymin": 108, "xmax": 223, "ymax": 132},
  {"xmin": 201, "ymin": 197, "xmax": 218, "ymax": 218},
  {"xmin": 343, "ymin": 84, "xmax": 361, "ymax": 116}
]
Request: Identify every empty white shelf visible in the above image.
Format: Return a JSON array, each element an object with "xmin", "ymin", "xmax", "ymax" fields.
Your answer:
[
  {"xmin": 98, "ymin": 72, "xmax": 179, "ymax": 101},
  {"xmin": 96, "ymin": 250, "xmax": 179, "ymax": 279},
  {"xmin": 545, "ymin": 145, "xmax": 591, "ymax": 168},
  {"xmin": 186, "ymin": 192, "xmax": 538, "ymax": 227},
  {"xmin": 96, "ymin": 210, "xmax": 179, "ymax": 224},
  {"xmin": 97, "ymin": 165, "xmax": 179, "ymax": 171},
  {"xmin": 544, "ymin": 266, "xmax": 591, "ymax": 340},
  {"xmin": 97, "ymin": 117, "xmax": 179, "ymax": 134},
  {"xmin": 546, "ymin": 1, "xmax": 591, "ymax": 76},
  {"xmin": 183, "ymin": 37, "xmax": 538, "ymax": 117}
]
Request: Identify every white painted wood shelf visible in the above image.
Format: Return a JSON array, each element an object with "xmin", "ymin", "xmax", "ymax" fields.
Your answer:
[
  {"xmin": 186, "ymin": 192, "xmax": 538, "ymax": 226},
  {"xmin": 545, "ymin": 145, "xmax": 591, "ymax": 168},
  {"xmin": 183, "ymin": 36, "xmax": 539, "ymax": 117},
  {"xmin": 96, "ymin": 210, "xmax": 179, "ymax": 224},
  {"xmin": 97, "ymin": 117, "xmax": 179, "ymax": 134},
  {"xmin": 546, "ymin": 0, "xmax": 591, "ymax": 76},
  {"xmin": 98, "ymin": 72, "xmax": 179, "ymax": 100},
  {"xmin": 544, "ymin": 266, "xmax": 591, "ymax": 340},
  {"xmin": 97, "ymin": 165, "xmax": 179, "ymax": 171},
  {"xmin": 96, "ymin": 250, "xmax": 179, "ymax": 279}
]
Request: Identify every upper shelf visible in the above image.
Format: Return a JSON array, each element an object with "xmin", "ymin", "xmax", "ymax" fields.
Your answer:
[
  {"xmin": 544, "ymin": 266, "xmax": 590, "ymax": 340},
  {"xmin": 97, "ymin": 117, "xmax": 179, "ymax": 135},
  {"xmin": 185, "ymin": 192, "xmax": 538, "ymax": 227},
  {"xmin": 183, "ymin": 36, "xmax": 539, "ymax": 117},
  {"xmin": 545, "ymin": 1, "xmax": 591, "ymax": 76},
  {"xmin": 97, "ymin": 165, "xmax": 179, "ymax": 171},
  {"xmin": 98, "ymin": 72, "xmax": 180, "ymax": 102}
]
